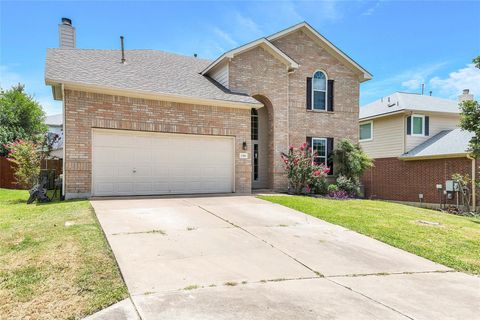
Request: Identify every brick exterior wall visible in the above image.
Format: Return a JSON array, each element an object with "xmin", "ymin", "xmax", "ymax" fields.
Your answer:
[
  {"xmin": 229, "ymin": 29, "xmax": 360, "ymax": 190},
  {"xmin": 362, "ymin": 157, "xmax": 480, "ymax": 206},
  {"xmin": 63, "ymin": 89, "xmax": 250, "ymax": 198}
]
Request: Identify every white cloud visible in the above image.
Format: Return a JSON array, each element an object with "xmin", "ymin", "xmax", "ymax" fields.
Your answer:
[
  {"xmin": 362, "ymin": 1, "xmax": 382, "ymax": 16},
  {"xmin": 234, "ymin": 12, "xmax": 262, "ymax": 36},
  {"xmin": 430, "ymin": 64, "xmax": 480, "ymax": 99},
  {"xmin": 400, "ymin": 62, "xmax": 447, "ymax": 91},
  {"xmin": 213, "ymin": 27, "xmax": 238, "ymax": 47},
  {"xmin": 363, "ymin": 62, "xmax": 447, "ymax": 100},
  {"xmin": 318, "ymin": 0, "xmax": 342, "ymax": 21}
]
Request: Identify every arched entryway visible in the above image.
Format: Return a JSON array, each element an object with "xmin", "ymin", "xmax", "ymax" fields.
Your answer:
[{"xmin": 251, "ymin": 95, "xmax": 273, "ymax": 190}]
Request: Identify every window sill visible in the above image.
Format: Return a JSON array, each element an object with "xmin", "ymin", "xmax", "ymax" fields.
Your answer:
[
  {"xmin": 306, "ymin": 109, "xmax": 334, "ymax": 114},
  {"xmin": 359, "ymin": 138, "xmax": 373, "ymax": 142}
]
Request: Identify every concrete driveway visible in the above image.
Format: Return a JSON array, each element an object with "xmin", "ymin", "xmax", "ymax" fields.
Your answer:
[{"xmin": 90, "ymin": 195, "xmax": 480, "ymax": 320}]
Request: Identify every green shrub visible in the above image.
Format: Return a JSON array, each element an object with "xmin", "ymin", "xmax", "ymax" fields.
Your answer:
[{"xmin": 336, "ymin": 175, "xmax": 360, "ymax": 197}]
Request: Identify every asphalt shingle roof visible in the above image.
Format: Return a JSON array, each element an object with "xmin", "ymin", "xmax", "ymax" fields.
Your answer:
[
  {"xmin": 360, "ymin": 92, "xmax": 461, "ymax": 119},
  {"xmin": 45, "ymin": 113, "xmax": 62, "ymax": 126},
  {"xmin": 45, "ymin": 49, "xmax": 260, "ymax": 105},
  {"xmin": 400, "ymin": 128, "xmax": 474, "ymax": 158}
]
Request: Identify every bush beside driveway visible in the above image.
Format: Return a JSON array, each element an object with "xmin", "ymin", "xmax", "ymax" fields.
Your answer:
[
  {"xmin": 260, "ymin": 196, "xmax": 480, "ymax": 274},
  {"xmin": 0, "ymin": 189, "xmax": 128, "ymax": 319}
]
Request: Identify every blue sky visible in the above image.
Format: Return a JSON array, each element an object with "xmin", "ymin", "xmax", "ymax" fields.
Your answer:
[{"xmin": 1, "ymin": 0, "xmax": 479, "ymax": 115}]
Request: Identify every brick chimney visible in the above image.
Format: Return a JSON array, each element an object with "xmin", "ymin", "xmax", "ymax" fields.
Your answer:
[
  {"xmin": 59, "ymin": 17, "xmax": 75, "ymax": 48},
  {"xmin": 458, "ymin": 89, "xmax": 474, "ymax": 102}
]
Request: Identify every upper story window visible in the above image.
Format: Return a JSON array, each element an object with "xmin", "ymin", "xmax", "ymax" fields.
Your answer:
[
  {"xmin": 251, "ymin": 108, "xmax": 258, "ymax": 140},
  {"xmin": 359, "ymin": 121, "xmax": 373, "ymax": 141},
  {"xmin": 412, "ymin": 115, "xmax": 425, "ymax": 136},
  {"xmin": 312, "ymin": 71, "xmax": 327, "ymax": 111}
]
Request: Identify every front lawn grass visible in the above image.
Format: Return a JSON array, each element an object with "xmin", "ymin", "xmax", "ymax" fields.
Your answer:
[
  {"xmin": 259, "ymin": 196, "xmax": 480, "ymax": 275},
  {"xmin": 0, "ymin": 189, "xmax": 128, "ymax": 319}
]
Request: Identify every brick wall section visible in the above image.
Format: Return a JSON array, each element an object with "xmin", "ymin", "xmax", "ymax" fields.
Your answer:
[
  {"xmin": 64, "ymin": 89, "xmax": 251, "ymax": 197},
  {"xmin": 362, "ymin": 157, "xmax": 480, "ymax": 206},
  {"xmin": 229, "ymin": 29, "xmax": 360, "ymax": 190}
]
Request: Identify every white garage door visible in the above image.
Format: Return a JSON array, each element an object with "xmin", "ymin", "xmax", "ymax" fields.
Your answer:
[{"xmin": 92, "ymin": 129, "xmax": 234, "ymax": 196}]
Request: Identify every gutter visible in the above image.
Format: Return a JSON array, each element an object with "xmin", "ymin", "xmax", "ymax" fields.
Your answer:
[
  {"xmin": 399, "ymin": 153, "xmax": 469, "ymax": 161},
  {"xmin": 45, "ymin": 79, "xmax": 263, "ymax": 109},
  {"xmin": 467, "ymin": 154, "xmax": 477, "ymax": 212}
]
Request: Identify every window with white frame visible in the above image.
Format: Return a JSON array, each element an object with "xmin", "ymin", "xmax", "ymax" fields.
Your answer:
[
  {"xmin": 312, "ymin": 138, "xmax": 327, "ymax": 165},
  {"xmin": 412, "ymin": 115, "xmax": 424, "ymax": 136},
  {"xmin": 359, "ymin": 121, "xmax": 373, "ymax": 141},
  {"xmin": 312, "ymin": 71, "xmax": 327, "ymax": 111}
]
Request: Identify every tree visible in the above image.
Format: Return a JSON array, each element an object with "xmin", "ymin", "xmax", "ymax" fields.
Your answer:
[
  {"xmin": 331, "ymin": 139, "xmax": 373, "ymax": 183},
  {"xmin": 459, "ymin": 56, "xmax": 480, "ymax": 158},
  {"xmin": 473, "ymin": 55, "xmax": 480, "ymax": 69},
  {"xmin": 4, "ymin": 140, "xmax": 40, "ymax": 188},
  {"xmin": 0, "ymin": 84, "xmax": 47, "ymax": 156}
]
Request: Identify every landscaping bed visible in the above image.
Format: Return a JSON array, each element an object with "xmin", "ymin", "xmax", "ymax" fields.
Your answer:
[
  {"xmin": 0, "ymin": 189, "xmax": 128, "ymax": 319},
  {"xmin": 259, "ymin": 195, "xmax": 480, "ymax": 275}
]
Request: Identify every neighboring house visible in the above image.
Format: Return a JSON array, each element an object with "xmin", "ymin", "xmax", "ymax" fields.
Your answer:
[
  {"xmin": 45, "ymin": 113, "xmax": 63, "ymax": 159},
  {"xmin": 45, "ymin": 18, "xmax": 371, "ymax": 199},
  {"xmin": 359, "ymin": 91, "xmax": 478, "ymax": 209}
]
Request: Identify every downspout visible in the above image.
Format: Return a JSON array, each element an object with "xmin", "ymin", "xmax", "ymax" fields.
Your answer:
[
  {"xmin": 61, "ymin": 83, "xmax": 66, "ymax": 200},
  {"xmin": 467, "ymin": 154, "xmax": 476, "ymax": 212}
]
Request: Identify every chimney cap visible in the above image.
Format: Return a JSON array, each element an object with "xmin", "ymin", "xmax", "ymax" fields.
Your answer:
[
  {"xmin": 463, "ymin": 89, "xmax": 470, "ymax": 94},
  {"xmin": 61, "ymin": 17, "xmax": 72, "ymax": 25}
]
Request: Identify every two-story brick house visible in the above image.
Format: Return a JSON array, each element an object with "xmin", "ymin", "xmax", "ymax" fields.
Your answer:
[
  {"xmin": 359, "ymin": 91, "xmax": 478, "ymax": 210},
  {"xmin": 45, "ymin": 19, "xmax": 371, "ymax": 199}
]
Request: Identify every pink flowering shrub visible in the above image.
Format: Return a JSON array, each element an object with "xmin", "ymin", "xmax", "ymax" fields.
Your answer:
[
  {"xmin": 4, "ymin": 140, "xmax": 40, "ymax": 188},
  {"xmin": 281, "ymin": 143, "xmax": 330, "ymax": 195}
]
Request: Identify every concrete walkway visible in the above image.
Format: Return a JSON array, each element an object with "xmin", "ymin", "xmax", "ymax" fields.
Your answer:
[{"xmin": 90, "ymin": 195, "xmax": 480, "ymax": 319}]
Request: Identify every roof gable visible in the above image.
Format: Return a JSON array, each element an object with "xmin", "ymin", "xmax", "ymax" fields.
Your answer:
[
  {"xmin": 201, "ymin": 38, "xmax": 299, "ymax": 75},
  {"xmin": 267, "ymin": 22, "xmax": 372, "ymax": 82}
]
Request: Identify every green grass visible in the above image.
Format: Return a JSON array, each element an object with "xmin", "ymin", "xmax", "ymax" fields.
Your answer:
[
  {"xmin": 0, "ymin": 189, "xmax": 128, "ymax": 320},
  {"xmin": 259, "ymin": 196, "xmax": 480, "ymax": 275}
]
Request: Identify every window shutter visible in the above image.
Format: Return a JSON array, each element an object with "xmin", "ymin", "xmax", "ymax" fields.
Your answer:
[
  {"xmin": 327, "ymin": 80, "xmax": 334, "ymax": 112},
  {"xmin": 327, "ymin": 137, "xmax": 334, "ymax": 176},
  {"xmin": 406, "ymin": 116, "xmax": 412, "ymax": 135},
  {"xmin": 306, "ymin": 136, "xmax": 312, "ymax": 147},
  {"xmin": 306, "ymin": 77, "xmax": 312, "ymax": 110},
  {"xmin": 425, "ymin": 116, "xmax": 430, "ymax": 136}
]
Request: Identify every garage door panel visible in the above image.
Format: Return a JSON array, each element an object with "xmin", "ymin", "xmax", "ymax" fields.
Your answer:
[{"xmin": 92, "ymin": 130, "xmax": 234, "ymax": 196}]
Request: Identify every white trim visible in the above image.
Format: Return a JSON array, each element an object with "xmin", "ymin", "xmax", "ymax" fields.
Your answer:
[
  {"xmin": 411, "ymin": 114, "xmax": 425, "ymax": 136},
  {"xmin": 359, "ymin": 120, "xmax": 373, "ymax": 142},
  {"xmin": 201, "ymin": 38, "xmax": 299, "ymax": 75},
  {"xmin": 312, "ymin": 137, "xmax": 327, "ymax": 165},
  {"xmin": 267, "ymin": 22, "xmax": 372, "ymax": 82},
  {"xmin": 311, "ymin": 70, "xmax": 328, "ymax": 111}
]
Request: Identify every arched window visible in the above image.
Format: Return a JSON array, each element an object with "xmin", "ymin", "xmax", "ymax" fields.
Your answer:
[
  {"xmin": 251, "ymin": 108, "xmax": 258, "ymax": 140},
  {"xmin": 312, "ymin": 71, "xmax": 327, "ymax": 111}
]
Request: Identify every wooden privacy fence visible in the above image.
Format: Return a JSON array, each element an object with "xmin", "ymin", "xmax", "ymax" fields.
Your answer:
[{"xmin": 0, "ymin": 157, "xmax": 63, "ymax": 189}]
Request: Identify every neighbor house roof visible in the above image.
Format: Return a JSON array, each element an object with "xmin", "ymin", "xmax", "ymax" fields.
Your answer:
[
  {"xmin": 45, "ymin": 113, "xmax": 62, "ymax": 126},
  {"xmin": 400, "ymin": 128, "xmax": 474, "ymax": 160},
  {"xmin": 360, "ymin": 92, "xmax": 461, "ymax": 120},
  {"xmin": 202, "ymin": 22, "xmax": 372, "ymax": 82},
  {"xmin": 45, "ymin": 49, "xmax": 261, "ymax": 108}
]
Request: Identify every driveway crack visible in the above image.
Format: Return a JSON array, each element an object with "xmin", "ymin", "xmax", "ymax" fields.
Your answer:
[
  {"xmin": 195, "ymin": 204, "xmax": 322, "ymax": 277},
  {"xmin": 193, "ymin": 202, "xmax": 417, "ymax": 320}
]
